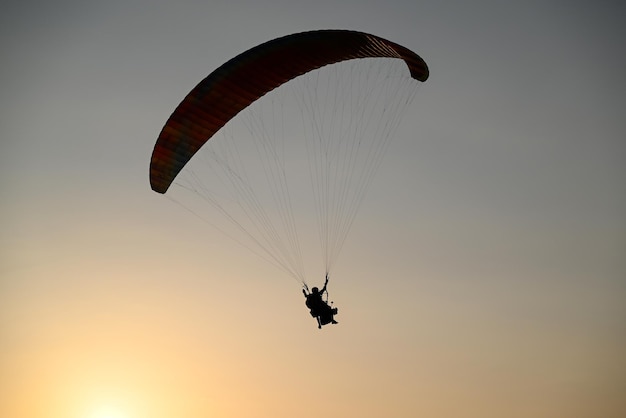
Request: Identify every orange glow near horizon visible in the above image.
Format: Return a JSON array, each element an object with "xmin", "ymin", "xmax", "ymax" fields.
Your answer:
[{"xmin": 3, "ymin": 245, "xmax": 625, "ymax": 418}]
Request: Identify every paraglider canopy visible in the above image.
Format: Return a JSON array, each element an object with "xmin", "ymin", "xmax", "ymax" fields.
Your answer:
[{"xmin": 150, "ymin": 30, "xmax": 429, "ymax": 194}]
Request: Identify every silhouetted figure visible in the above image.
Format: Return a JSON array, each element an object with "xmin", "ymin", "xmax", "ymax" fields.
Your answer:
[{"xmin": 303, "ymin": 274, "xmax": 338, "ymax": 329}]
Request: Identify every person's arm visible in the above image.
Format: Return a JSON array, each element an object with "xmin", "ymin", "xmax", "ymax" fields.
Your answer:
[{"xmin": 320, "ymin": 275, "xmax": 329, "ymax": 294}]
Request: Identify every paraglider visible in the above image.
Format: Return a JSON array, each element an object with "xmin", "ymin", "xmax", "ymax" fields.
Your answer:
[{"xmin": 149, "ymin": 30, "xmax": 429, "ymax": 328}]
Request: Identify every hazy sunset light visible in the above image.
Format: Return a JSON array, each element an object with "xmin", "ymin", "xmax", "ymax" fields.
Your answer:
[{"xmin": 2, "ymin": 1, "xmax": 625, "ymax": 418}]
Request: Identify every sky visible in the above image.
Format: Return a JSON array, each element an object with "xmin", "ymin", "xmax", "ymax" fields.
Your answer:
[{"xmin": 1, "ymin": 0, "xmax": 625, "ymax": 417}]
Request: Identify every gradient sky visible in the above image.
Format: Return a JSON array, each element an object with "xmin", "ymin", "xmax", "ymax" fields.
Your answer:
[{"xmin": 2, "ymin": 1, "xmax": 625, "ymax": 417}]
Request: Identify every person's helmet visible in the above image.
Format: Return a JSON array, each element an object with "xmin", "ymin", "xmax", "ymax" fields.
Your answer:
[{"xmin": 312, "ymin": 287, "xmax": 319, "ymax": 293}]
